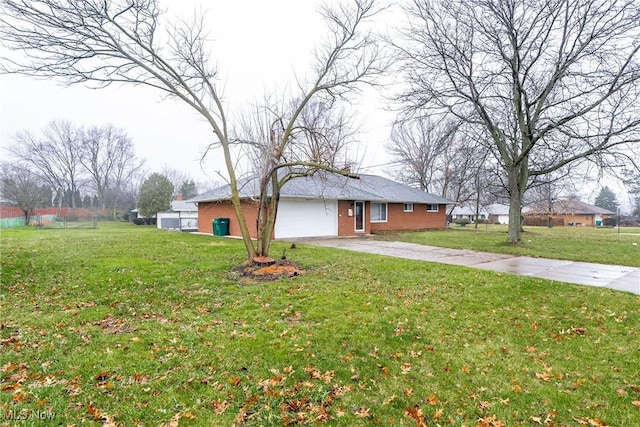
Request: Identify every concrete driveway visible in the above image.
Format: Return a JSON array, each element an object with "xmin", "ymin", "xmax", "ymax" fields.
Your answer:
[{"xmin": 296, "ymin": 237, "xmax": 640, "ymax": 295}]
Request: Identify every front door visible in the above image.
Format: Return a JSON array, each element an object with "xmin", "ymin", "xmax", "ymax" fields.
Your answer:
[{"xmin": 354, "ymin": 201, "xmax": 365, "ymax": 233}]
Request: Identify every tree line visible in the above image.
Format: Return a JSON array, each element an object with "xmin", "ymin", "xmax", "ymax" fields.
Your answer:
[
  {"xmin": 0, "ymin": 119, "xmax": 206, "ymax": 225},
  {"xmin": 1, "ymin": 120, "xmax": 144, "ymax": 223}
]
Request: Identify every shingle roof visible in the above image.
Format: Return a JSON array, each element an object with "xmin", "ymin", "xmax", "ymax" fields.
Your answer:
[
  {"xmin": 451, "ymin": 205, "xmax": 488, "ymax": 216},
  {"xmin": 526, "ymin": 199, "xmax": 616, "ymax": 215},
  {"xmin": 170, "ymin": 200, "xmax": 198, "ymax": 211},
  {"xmin": 188, "ymin": 172, "xmax": 453, "ymax": 205},
  {"xmin": 485, "ymin": 203, "xmax": 510, "ymax": 215}
]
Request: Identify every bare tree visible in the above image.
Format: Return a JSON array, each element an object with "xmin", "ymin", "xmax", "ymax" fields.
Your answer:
[
  {"xmin": 160, "ymin": 167, "xmax": 192, "ymax": 199},
  {"xmin": 234, "ymin": 96, "xmax": 363, "ymax": 256},
  {"xmin": 0, "ymin": 0, "xmax": 385, "ymax": 259},
  {"xmin": 387, "ymin": 117, "xmax": 458, "ymax": 193},
  {"xmin": 526, "ymin": 167, "xmax": 581, "ymax": 227},
  {"xmin": 8, "ymin": 120, "xmax": 84, "ymax": 211},
  {"xmin": 0, "ymin": 162, "xmax": 49, "ymax": 225},
  {"xmin": 119, "ymin": 163, "xmax": 149, "ymax": 216},
  {"xmin": 387, "ymin": 117, "xmax": 491, "ymax": 215},
  {"xmin": 80, "ymin": 124, "xmax": 138, "ymax": 215},
  {"xmin": 394, "ymin": 0, "xmax": 640, "ymax": 243}
]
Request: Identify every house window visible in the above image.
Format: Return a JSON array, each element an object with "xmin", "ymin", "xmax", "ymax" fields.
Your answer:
[
  {"xmin": 370, "ymin": 202, "xmax": 387, "ymax": 222},
  {"xmin": 403, "ymin": 203, "xmax": 413, "ymax": 212},
  {"xmin": 426, "ymin": 204, "xmax": 439, "ymax": 212}
]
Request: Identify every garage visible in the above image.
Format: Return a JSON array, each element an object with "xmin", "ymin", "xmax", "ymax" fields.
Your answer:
[{"xmin": 274, "ymin": 198, "xmax": 338, "ymax": 239}]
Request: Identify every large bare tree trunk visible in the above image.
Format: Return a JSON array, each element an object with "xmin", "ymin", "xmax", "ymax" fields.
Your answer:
[{"xmin": 506, "ymin": 158, "xmax": 529, "ymax": 244}]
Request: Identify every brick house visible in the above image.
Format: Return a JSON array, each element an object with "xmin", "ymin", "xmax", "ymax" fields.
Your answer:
[
  {"xmin": 188, "ymin": 173, "xmax": 453, "ymax": 239},
  {"xmin": 524, "ymin": 198, "xmax": 616, "ymax": 227}
]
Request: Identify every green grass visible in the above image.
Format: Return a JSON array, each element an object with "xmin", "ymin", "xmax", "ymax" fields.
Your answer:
[
  {"xmin": 378, "ymin": 225, "xmax": 640, "ymax": 267},
  {"xmin": 1, "ymin": 223, "xmax": 639, "ymax": 426}
]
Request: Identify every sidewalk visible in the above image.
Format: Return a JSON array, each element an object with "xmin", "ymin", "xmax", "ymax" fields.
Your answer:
[{"xmin": 298, "ymin": 238, "xmax": 640, "ymax": 295}]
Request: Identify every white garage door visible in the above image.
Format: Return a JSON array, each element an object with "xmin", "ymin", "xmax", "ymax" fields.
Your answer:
[{"xmin": 274, "ymin": 199, "xmax": 338, "ymax": 239}]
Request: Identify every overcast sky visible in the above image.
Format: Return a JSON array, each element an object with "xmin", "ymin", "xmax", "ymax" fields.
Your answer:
[
  {"xmin": 0, "ymin": 0, "xmax": 395, "ymax": 186},
  {"xmin": 0, "ymin": 0, "xmax": 633, "ymax": 211}
]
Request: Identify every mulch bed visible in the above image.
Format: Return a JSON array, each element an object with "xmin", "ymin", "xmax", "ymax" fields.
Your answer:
[{"xmin": 231, "ymin": 257, "xmax": 304, "ymax": 283}]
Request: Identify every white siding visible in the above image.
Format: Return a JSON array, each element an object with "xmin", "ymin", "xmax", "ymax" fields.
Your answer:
[
  {"xmin": 275, "ymin": 198, "xmax": 338, "ymax": 238},
  {"xmin": 157, "ymin": 212, "xmax": 180, "ymax": 230}
]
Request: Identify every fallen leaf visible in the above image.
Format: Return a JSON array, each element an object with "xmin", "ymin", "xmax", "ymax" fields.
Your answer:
[
  {"xmin": 87, "ymin": 402, "xmax": 102, "ymax": 419},
  {"xmin": 535, "ymin": 372, "xmax": 551, "ymax": 382},
  {"xmin": 354, "ymin": 407, "xmax": 371, "ymax": 418},
  {"xmin": 433, "ymin": 408, "xmax": 443, "ymax": 420},
  {"xmin": 211, "ymin": 400, "xmax": 230, "ymax": 415},
  {"xmin": 479, "ymin": 400, "xmax": 491, "ymax": 410},
  {"xmin": 383, "ymin": 394, "xmax": 396, "ymax": 405},
  {"xmin": 404, "ymin": 405, "xmax": 426, "ymax": 427},
  {"xmin": 160, "ymin": 413, "xmax": 181, "ymax": 427}
]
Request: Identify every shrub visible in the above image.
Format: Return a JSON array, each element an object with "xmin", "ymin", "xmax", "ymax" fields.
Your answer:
[{"xmin": 455, "ymin": 218, "xmax": 470, "ymax": 226}]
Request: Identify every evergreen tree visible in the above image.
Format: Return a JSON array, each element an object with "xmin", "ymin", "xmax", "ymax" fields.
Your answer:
[
  {"xmin": 594, "ymin": 186, "xmax": 619, "ymax": 212},
  {"xmin": 632, "ymin": 197, "xmax": 640, "ymax": 217},
  {"xmin": 137, "ymin": 173, "xmax": 174, "ymax": 223},
  {"xmin": 624, "ymin": 173, "xmax": 640, "ymax": 217},
  {"xmin": 41, "ymin": 186, "xmax": 53, "ymax": 207},
  {"xmin": 179, "ymin": 180, "xmax": 198, "ymax": 199},
  {"xmin": 63, "ymin": 187, "xmax": 73, "ymax": 208}
]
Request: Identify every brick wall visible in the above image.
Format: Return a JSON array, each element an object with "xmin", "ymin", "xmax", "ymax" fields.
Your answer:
[
  {"xmin": 369, "ymin": 203, "xmax": 447, "ymax": 233},
  {"xmin": 198, "ymin": 199, "xmax": 448, "ymax": 238},
  {"xmin": 524, "ymin": 213, "xmax": 597, "ymax": 227},
  {"xmin": 337, "ymin": 200, "xmax": 368, "ymax": 236},
  {"xmin": 197, "ymin": 200, "xmax": 260, "ymax": 238}
]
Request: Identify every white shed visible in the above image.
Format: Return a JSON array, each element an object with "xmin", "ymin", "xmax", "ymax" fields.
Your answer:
[{"xmin": 157, "ymin": 199, "xmax": 198, "ymax": 232}]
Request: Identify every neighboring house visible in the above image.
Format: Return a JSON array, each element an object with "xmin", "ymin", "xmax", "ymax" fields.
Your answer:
[
  {"xmin": 524, "ymin": 198, "xmax": 616, "ymax": 227},
  {"xmin": 156, "ymin": 194, "xmax": 198, "ymax": 232},
  {"xmin": 450, "ymin": 204, "xmax": 488, "ymax": 223},
  {"xmin": 485, "ymin": 203, "xmax": 511, "ymax": 224},
  {"xmin": 188, "ymin": 172, "xmax": 454, "ymax": 239}
]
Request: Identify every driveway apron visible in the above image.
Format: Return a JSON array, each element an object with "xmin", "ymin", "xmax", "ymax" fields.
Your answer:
[{"xmin": 297, "ymin": 238, "xmax": 640, "ymax": 295}]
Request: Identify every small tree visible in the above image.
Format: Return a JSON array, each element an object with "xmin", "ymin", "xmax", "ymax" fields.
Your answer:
[
  {"xmin": 137, "ymin": 173, "xmax": 174, "ymax": 223},
  {"xmin": 0, "ymin": 162, "xmax": 48, "ymax": 225},
  {"xmin": 594, "ymin": 186, "xmax": 619, "ymax": 213}
]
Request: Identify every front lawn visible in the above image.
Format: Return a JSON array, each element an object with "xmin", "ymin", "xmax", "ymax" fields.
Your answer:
[
  {"xmin": 380, "ymin": 225, "xmax": 640, "ymax": 267},
  {"xmin": 1, "ymin": 223, "xmax": 639, "ymax": 425}
]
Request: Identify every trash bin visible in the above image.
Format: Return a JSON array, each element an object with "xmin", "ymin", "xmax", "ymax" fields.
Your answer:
[
  {"xmin": 595, "ymin": 220, "xmax": 602, "ymax": 227},
  {"xmin": 212, "ymin": 217, "xmax": 230, "ymax": 236}
]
